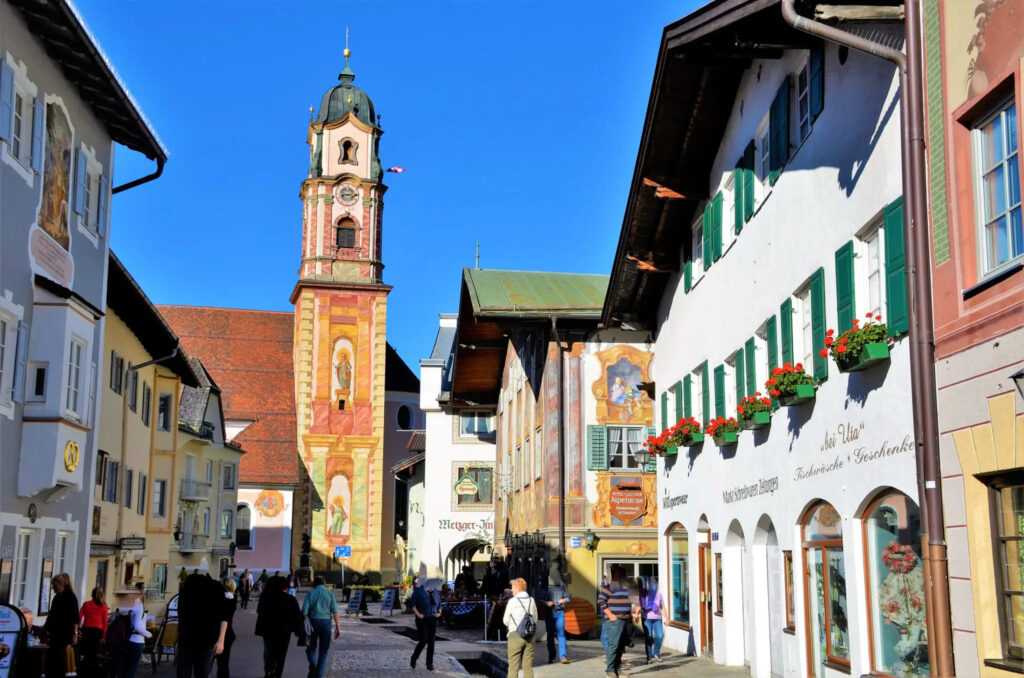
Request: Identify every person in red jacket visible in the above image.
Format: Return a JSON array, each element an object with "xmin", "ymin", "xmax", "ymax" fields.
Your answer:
[{"xmin": 79, "ymin": 587, "xmax": 109, "ymax": 678}]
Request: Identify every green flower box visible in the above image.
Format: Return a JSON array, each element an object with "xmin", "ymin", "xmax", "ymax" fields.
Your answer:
[
  {"xmin": 744, "ymin": 411, "xmax": 772, "ymax": 430},
  {"xmin": 779, "ymin": 383, "xmax": 816, "ymax": 407},
  {"xmin": 713, "ymin": 431, "xmax": 739, "ymax": 447},
  {"xmin": 663, "ymin": 445, "xmax": 678, "ymax": 456},
  {"xmin": 839, "ymin": 342, "xmax": 891, "ymax": 373},
  {"xmin": 684, "ymin": 433, "xmax": 704, "ymax": 447}
]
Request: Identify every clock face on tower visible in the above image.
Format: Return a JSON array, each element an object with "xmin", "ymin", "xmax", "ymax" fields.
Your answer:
[{"xmin": 335, "ymin": 183, "xmax": 359, "ymax": 206}]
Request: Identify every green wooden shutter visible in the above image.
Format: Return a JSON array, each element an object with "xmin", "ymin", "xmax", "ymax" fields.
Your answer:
[
  {"xmin": 769, "ymin": 76, "xmax": 790, "ymax": 185},
  {"xmin": 744, "ymin": 337, "xmax": 757, "ymax": 396},
  {"xmin": 673, "ymin": 381, "xmax": 683, "ymax": 421},
  {"xmin": 809, "ymin": 44, "xmax": 824, "ymax": 121},
  {"xmin": 884, "ymin": 197, "xmax": 909, "ymax": 337},
  {"xmin": 766, "ymin": 316, "xmax": 779, "ymax": 409},
  {"xmin": 684, "ymin": 258, "xmax": 692, "ymax": 292},
  {"xmin": 713, "ymin": 365, "xmax": 726, "ymax": 419},
  {"xmin": 661, "ymin": 392, "xmax": 669, "ymax": 431},
  {"xmin": 743, "ymin": 140, "xmax": 756, "ymax": 221},
  {"xmin": 734, "ymin": 348, "xmax": 745, "ymax": 413},
  {"xmin": 835, "ymin": 240, "xmax": 856, "ymax": 332},
  {"xmin": 700, "ymin": 362, "xmax": 710, "ymax": 427},
  {"xmin": 780, "ymin": 299, "xmax": 794, "ymax": 365},
  {"xmin": 644, "ymin": 426, "xmax": 658, "ymax": 472},
  {"xmin": 712, "ymin": 191, "xmax": 724, "ymax": 261},
  {"xmin": 702, "ymin": 204, "xmax": 712, "ymax": 270},
  {"xmin": 733, "ymin": 165, "xmax": 744, "ymax": 234},
  {"xmin": 587, "ymin": 425, "xmax": 608, "ymax": 471},
  {"xmin": 683, "ymin": 374, "xmax": 692, "ymax": 418},
  {"xmin": 811, "ymin": 267, "xmax": 828, "ymax": 380}
]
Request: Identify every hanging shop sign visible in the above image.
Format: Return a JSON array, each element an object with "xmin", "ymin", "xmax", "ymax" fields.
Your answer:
[
  {"xmin": 63, "ymin": 441, "xmax": 80, "ymax": 472},
  {"xmin": 453, "ymin": 475, "xmax": 480, "ymax": 496},
  {"xmin": 609, "ymin": 483, "xmax": 647, "ymax": 525},
  {"xmin": 119, "ymin": 537, "xmax": 146, "ymax": 551}
]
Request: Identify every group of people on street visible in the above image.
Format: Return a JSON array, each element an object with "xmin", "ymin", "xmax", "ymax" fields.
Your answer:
[{"xmin": 253, "ymin": 574, "xmax": 340, "ymax": 678}]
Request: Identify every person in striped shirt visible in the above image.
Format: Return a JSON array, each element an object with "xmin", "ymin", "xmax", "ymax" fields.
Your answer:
[{"xmin": 597, "ymin": 565, "xmax": 638, "ymax": 678}]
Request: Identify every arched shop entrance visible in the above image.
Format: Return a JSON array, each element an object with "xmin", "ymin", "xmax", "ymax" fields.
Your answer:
[
  {"xmin": 445, "ymin": 538, "xmax": 492, "ymax": 583},
  {"xmin": 753, "ymin": 515, "xmax": 783, "ymax": 678},
  {"xmin": 723, "ymin": 520, "xmax": 748, "ymax": 667}
]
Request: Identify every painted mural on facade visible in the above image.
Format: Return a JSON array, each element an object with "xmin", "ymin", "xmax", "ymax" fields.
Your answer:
[{"xmin": 592, "ymin": 345, "xmax": 653, "ymax": 426}]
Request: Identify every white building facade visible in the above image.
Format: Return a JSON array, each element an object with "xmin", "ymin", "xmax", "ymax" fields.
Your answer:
[
  {"xmin": 418, "ymin": 314, "xmax": 497, "ymax": 581},
  {"xmin": 603, "ymin": 5, "xmax": 926, "ymax": 678},
  {"xmin": 0, "ymin": 0, "xmax": 165, "ymax": 615}
]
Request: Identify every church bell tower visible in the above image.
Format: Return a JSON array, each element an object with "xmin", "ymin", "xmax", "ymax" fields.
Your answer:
[{"xmin": 291, "ymin": 47, "xmax": 390, "ymax": 573}]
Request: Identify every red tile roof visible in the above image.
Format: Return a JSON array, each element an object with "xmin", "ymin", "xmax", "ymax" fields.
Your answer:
[{"xmin": 159, "ymin": 306, "xmax": 300, "ymax": 486}]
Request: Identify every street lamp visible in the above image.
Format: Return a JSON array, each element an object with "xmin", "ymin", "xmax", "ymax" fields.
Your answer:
[
  {"xmin": 634, "ymin": 448, "xmax": 653, "ymax": 471},
  {"xmin": 1011, "ymin": 368, "xmax": 1024, "ymax": 400},
  {"xmin": 583, "ymin": 529, "xmax": 600, "ymax": 551}
]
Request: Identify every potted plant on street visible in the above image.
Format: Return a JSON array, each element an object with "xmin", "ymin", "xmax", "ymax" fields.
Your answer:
[
  {"xmin": 737, "ymin": 394, "xmax": 772, "ymax": 429},
  {"xmin": 822, "ymin": 313, "xmax": 892, "ymax": 373},
  {"xmin": 765, "ymin": 362, "xmax": 816, "ymax": 406},
  {"xmin": 706, "ymin": 416, "xmax": 740, "ymax": 447}
]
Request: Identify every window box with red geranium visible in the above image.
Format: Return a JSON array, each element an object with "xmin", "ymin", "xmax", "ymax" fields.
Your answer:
[
  {"xmin": 706, "ymin": 417, "xmax": 740, "ymax": 447},
  {"xmin": 764, "ymin": 363, "xmax": 816, "ymax": 407},
  {"xmin": 671, "ymin": 416, "xmax": 705, "ymax": 448},
  {"xmin": 738, "ymin": 395, "xmax": 772, "ymax": 430},
  {"xmin": 822, "ymin": 313, "xmax": 892, "ymax": 373}
]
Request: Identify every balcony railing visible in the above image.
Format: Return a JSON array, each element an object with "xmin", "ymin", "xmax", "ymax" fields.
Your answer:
[
  {"xmin": 178, "ymin": 532, "xmax": 208, "ymax": 553},
  {"xmin": 179, "ymin": 479, "xmax": 211, "ymax": 502}
]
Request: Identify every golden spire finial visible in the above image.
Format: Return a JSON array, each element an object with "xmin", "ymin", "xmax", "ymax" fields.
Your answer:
[{"xmin": 344, "ymin": 27, "xmax": 351, "ymax": 61}]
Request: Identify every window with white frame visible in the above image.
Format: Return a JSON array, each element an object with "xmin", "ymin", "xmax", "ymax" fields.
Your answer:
[
  {"xmin": 523, "ymin": 436, "xmax": 531, "ymax": 487},
  {"xmin": 138, "ymin": 473, "xmax": 147, "ymax": 516},
  {"xmin": 725, "ymin": 354, "xmax": 739, "ymax": 418},
  {"xmin": 124, "ymin": 468, "xmax": 133, "ymax": 508},
  {"xmin": 141, "ymin": 383, "xmax": 152, "ymax": 426},
  {"xmin": 11, "ymin": 89, "xmax": 27, "ymax": 163},
  {"xmin": 459, "ymin": 410, "xmax": 494, "ymax": 437},
  {"xmin": 126, "ymin": 365, "xmax": 137, "ymax": 412},
  {"xmin": 220, "ymin": 510, "xmax": 234, "ymax": 539},
  {"xmin": 754, "ymin": 326, "xmax": 769, "ymax": 391},
  {"xmin": 756, "ymin": 115, "xmax": 771, "ymax": 194},
  {"xmin": 797, "ymin": 286, "xmax": 814, "ymax": 368},
  {"xmin": 0, "ymin": 316, "xmax": 11, "ymax": 405},
  {"xmin": 692, "ymin": 364, "xmax": 705, "ymax": 424},
  {"xmin": 2, "ymin": 57, "xmax": 43, "ymax": 182},
  {"xmin": 222, "ymin": 464, "xmax": 236, "ymax": 490},
  {"xmin": 157, "ymin": 393, "xmax": 171, "ymax": 431},
  {"xmin": 691, "ymin": 215, "xmax": 705, "ymax": 281},
  {"xmin": 152, "ymin": 479, "xmax": 166, "ymax": 518},
  {"xmin": 205, "ymin": 460, "xmax": 213, "ymax": 484},
  {"xmin": 972, "ymin": 99, "xmax": 1022, "ymax": 276},
  {"xmin": 28, "ymin": 361, "xmax": 47, "ymax": 402},
  {"xmin": 515, "ymin": 444, "xmax": 522, "ymax": 489},
  {"xmin": 608, "ymin": 426, "xmax": 643, "ymax": 470},
  {"xmin": 723, "ymin": 173, "xmax": 737, "ymax": 252},
  {"xmin": 55, "ymin": 532, "xmax": 72, "ymax": 578},
  {"xmin": 105, "ymin": 459, "xmax": 119, "ymax": 504},
  {"xmin": 65, "ymin": 338, "xmax": 84, "ymax": 416},
  {"xmin": 534, "ymin": 426, "xmax": 542, "ymax": 480},
  {"xmin": 859, "ymin": 222, "xmax": 886, "ymax": 319},
  {"xmin": 203, "ymin": 508, "xmax": 211, "ymax": 535},
  {"xmin": 12, "ymin": 530, "xmax": 32, "ymax": 606},
  {"xmin": 796, "ymin": 60, "xmax": 811, "ymax": 142}
]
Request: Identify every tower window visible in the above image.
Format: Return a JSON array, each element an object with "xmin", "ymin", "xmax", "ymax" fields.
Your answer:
[
  {"xmin": 337, "ymin": 227, "xmax": 356, "ymax": 248},
  {"xmin": 339, "ymin": 138, "xmax": 359, "ymax": 165}
]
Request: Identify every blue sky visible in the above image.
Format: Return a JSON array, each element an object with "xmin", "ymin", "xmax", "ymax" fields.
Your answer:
[{"xmin": 78, "ymin": 0, "xmax": 696, "ymax": 369}]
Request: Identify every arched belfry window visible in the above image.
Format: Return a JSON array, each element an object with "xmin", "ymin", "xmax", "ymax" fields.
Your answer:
[
  {"xmin": 339, "ymin": 138, "xmax": 359, "ymax": 165},
  {"xmin": 336, "ymin": 217, "xmax": 357, "ymax": 249}
]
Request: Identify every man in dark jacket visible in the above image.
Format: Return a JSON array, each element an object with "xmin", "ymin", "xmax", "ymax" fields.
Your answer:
[
  {"xmin": 409, "ymin": 577, "xmax": 442, "ymax": 671},
  {"xmin": 177, "ymin": 572, "xmax": 229, "ymax": 678},
  {"xmin": 540, "ymin": 571, "xmax": 570, "ymax": 664}
]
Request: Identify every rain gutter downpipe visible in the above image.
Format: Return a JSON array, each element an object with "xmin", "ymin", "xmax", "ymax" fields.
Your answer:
[
  {"xmin": 112, "ymin": 155, "xmax": 165, "ymax": 194},
  {"xmin": 781, "ymin": 2, "xmax": 954, "ymax": 675},
  {"xmin": 551, "ymin": 317, "xmax": 567, "ymax": 577}
]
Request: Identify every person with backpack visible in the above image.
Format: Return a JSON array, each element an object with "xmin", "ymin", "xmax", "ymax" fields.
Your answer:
[
  {"xmin": 502, "ymin": 577, "xmax": 538, "ymax": 678},
  {"xmin": 78, "ymin": 587, "xmax": 108, "ymax": 678},
  {"xmin": 118, "ymin": 582, "xmax": 152, "ymax": 678},
  {"xmin": 409, "ymin": 576, "xmax": 441, "ymax": 671},
  {"xmin": 639, "ymin": 576, "xmax": 666, "ymax": 664},
  {"xmin": 598, "ymin": 566, "xmax": 638, "ymax": 678}
]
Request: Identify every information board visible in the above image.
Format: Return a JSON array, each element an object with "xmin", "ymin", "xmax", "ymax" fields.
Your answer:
[
  {"xmin": 379, "ymin": 588, "xmax": 396, "ymax": 616},
  {"xmin": 346, "ymin": 589, "xmax": 363, "ymax": 615},
  {"xmin": 0, "ymin": 603, "xmax": 26, "ymax": 678}
]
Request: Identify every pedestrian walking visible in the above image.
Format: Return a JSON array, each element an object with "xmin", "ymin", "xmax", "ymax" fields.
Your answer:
[
  {"xmin": 540, "ymin": 572, "xmax": 569, "ymax": 664},
  {"xmin": 216, "ymin": 579, "xmax": 238, "ymax": 678},
  {"xmin": 255, "ymin": 575, "xmax": 304, "ymax": 678},
  {"xmin": 118, "ymin": 583, "xmax": 152, "ymax": 678},
  {"xmin": 256, "ymin": 569, "xmax": 269, "ymax": 594},
  {"xmin": 286, "ymin": 571, "xmax": 299, "ymax": 597},
  {"xmin": 238, "ymin": 571, "xmax": 252, "ymax": 610},
  {"xmin": 78, "ymin": 587, "xmax": 108, "ymax": 678},
  {"xmin": 598, "ymin": 574, "xmax": 610, "ymax": 654},
  {"xmin": 409, "ymin": 576, "xmax": 441, "ymax": 671},
  {"xmin": 502, "ymin": 577, "xmax": 538, "ymax": 678},
  {"xmin": 598, "ymin": 566, "xmax": 638, "ymax": 678},
  {"xmin": 302, "ymin": 576, "xmax": 341, "ymax": 678},
  {"xmin": 177, "ymin": 572, "xmax": 229, "ymax": 678},
  {"xmin": 639, "ymin": 577, "xmax": 666, "ymax": 663},
  {"xmin": 43, "ymin": 573, "xmax": 79, "ymax": 678}
]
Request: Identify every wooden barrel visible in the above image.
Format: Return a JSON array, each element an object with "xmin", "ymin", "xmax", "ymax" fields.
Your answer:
[{"xmin": 563, "ymin": 597, "xmax": 596, "ymax": 636}]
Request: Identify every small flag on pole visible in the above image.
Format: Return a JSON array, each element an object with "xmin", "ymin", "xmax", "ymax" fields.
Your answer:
[{"xmin": 386, "ymin": 166, "xmax": 406, "ymax": 173}]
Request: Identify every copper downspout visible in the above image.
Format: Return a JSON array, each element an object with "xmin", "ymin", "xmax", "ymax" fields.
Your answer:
[{"xmin": 781, "ymin": 1, "xmax": 954, "ymax": 675}]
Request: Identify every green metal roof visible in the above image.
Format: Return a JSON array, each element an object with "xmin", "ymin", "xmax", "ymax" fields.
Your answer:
[{"xmin": 463, "ymin": 268, "xmax": 608, "ymax": 318}]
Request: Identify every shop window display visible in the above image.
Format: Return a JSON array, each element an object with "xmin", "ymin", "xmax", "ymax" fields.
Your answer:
[
  {"xmin": 865, "ymin": 491, "xmax": 929, "ymax": 676},
  {"xmin": 669, "ymin": 525, "xmax": 689, "ymax": 626},
  {"xmin": 803, "ymin": 501, "xmax": 849, "ymax": 667}
]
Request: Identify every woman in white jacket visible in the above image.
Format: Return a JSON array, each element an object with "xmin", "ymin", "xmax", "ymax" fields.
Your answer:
[
  {"xmin": 118, "ymin": 582, "xmax": 152, "ymax": 678},
  {"xmin": 502, "ymin": 578, "xmax": 538, "ymax": 678}
]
